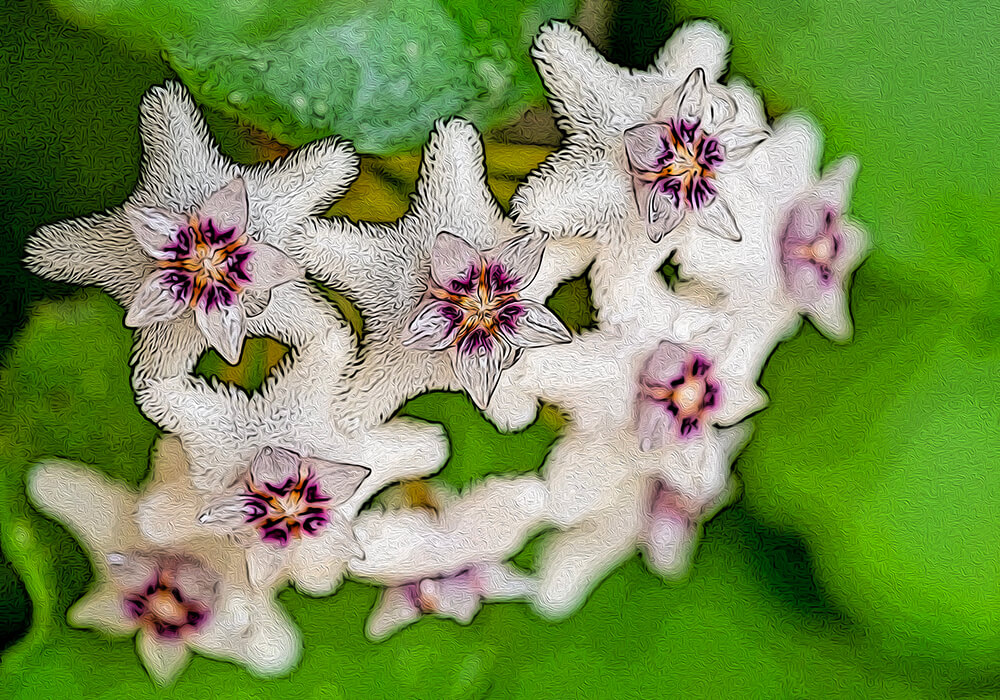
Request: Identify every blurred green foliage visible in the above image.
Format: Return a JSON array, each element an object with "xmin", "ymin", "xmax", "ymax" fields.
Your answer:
[
  {"xmin": 49, "ymin": 0, "xmax": 576, "ymax": 153},
  {"xmin": 663, "ymin": 0, "xmax": 1000, "ymax": 673}
]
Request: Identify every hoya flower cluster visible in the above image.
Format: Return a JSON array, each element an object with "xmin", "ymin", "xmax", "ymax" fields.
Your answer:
[{"xmin": 23, "ymin": 21, "xmax": 867, "ymax": 682}]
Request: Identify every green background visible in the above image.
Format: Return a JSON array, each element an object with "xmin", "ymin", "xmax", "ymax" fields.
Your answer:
[{"xmin": 2, "ymin": 0, "xmax": 998, "ymax": 696}]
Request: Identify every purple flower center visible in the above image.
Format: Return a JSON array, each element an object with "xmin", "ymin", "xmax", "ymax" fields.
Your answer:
[
  {"xmin": 124, "ymin": 572, "xmax": 210, "ymax": 640},
  {"xmin": 781, "ymin": 206, "xmax": 843, "ymax": 288},
  {"xmin": 631, "ymin": 119, "xmax": 724, "ymax": 211},
  {"xmin": 432, "ymin": 260, "xmax": 525, "ymax": 356},
  {"xmin": 240, "ymin": 466, "xmax": 332, "ymax": 547},
  {"xmin": 156, "ymin": 217, "xmax": 254, "ymax": 312},
  {"xmin": 640, "ymin": 353, "xmax": 719, "ymax": 438},
  {"xmin": 401, "ymin": 568, "xmax": 478, "ymax": 613}
]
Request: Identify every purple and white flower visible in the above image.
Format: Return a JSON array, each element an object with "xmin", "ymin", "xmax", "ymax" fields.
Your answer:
[
  {"xmin": 125, "ymin": 178, "xmax": 300, "ymax": 364},
  {"xmin": 403, "ymin": 232, "xmax": 572, "ymax": 408},
  {"xmin": 24, "ymin": 81, "xmax": 357, "ymax": 374},
  {"xmin": 638, "ymin": 479, "xmax": 701, "ymax": 578},
  {"xmin": 624, "ymin": 68, "xmax": 769, "ymax": 242},
  {"xmin": 635, "ymin": 341, "xmax": 721, "ymax": 451},
  {"xmin": 778, "ymin": 157, "xmax": 868, "ymax": 341},
  {"xmin": 199, "ymin": 446, "xmax": 370, "ymax": 587},
  {"xmin": 27, "ymin": 460, "xmax": 301, "ymax": 684},
  {"xmin": 366, "ymin": 562, "xmax": 534, "ymax": 639}
]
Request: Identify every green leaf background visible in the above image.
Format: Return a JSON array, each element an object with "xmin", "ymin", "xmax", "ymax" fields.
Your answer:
[{"xmin": 1, "ymin": 0, "xmax": 998, "ymax": 695}]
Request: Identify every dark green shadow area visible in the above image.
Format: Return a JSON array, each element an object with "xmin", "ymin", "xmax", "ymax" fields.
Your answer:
[
  {"xmin": 0, "ymin": 0, "xmax": 173, "ymax": 354},
  {"xmin": 0, "ymin": 550, "xmax": 31, "ymax": 651},
  {"xmin": 193, "ymin": 337, "xmax": 290, "ymax": 395},
  {"xmin": 545, "ymin": 265, "xmax": 597, "ymax": 334},
  {"xmin": 657, "ymin": 251, "xmax": 682, "ymax": 291}
]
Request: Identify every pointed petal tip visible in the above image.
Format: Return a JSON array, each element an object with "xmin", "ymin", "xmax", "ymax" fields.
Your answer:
[{"xmin": 652, "ymin": 21, "xmax": 730, "ymax": 80}]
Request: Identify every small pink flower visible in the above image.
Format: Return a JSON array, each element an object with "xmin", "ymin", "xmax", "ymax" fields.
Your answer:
[
  {"xmin": 119, "ymin": 553, "xmax": 216, "ymax": 642},
  {"xmin": 635, "ymin": 341, "xmax": 721, "ymax": 451},
  {"xmin": 403, "ymin": 232, "xmax": 571, "ymax": 408},
  {"xmin": 125, "ymin": 178, "xmax": 300, "ymax": 363},
  {"xmin": 638, "ymin": 480, "xmax": 700, "ymax": 578},
  {"xmin": 778, "ymin": 157, "xmax": 867, "ymax": 341},
  {"xmin": 366, "ymin": 562, "xmax": 533, "ymax": 639},
  {"xmin": 624, "ymin": 68, "xmax": 769, "ymax": 242}
]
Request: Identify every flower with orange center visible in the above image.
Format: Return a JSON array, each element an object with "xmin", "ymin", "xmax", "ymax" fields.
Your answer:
[
  {"xmin": 403, "ymin": 232, "xmax": 572, "ymax": 408},
  {"xmin": 636, "ymin": 341, "xmax": 720, "ymax": 450},
  {"xmin": 125, "ymin": 177, "xmax": 300, "ymax": 363},
  {"xmin": 624, "ymin": 68, "xmax": 769, "ymax": 242}
]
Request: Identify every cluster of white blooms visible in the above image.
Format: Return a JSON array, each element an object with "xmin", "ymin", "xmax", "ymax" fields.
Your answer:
[{"xmin": 23, "ymin": 21, "xmax": 867, "ymax": 683}]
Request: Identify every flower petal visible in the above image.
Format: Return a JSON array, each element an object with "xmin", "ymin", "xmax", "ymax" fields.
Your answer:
[
  {"xmin": 128, "ymin": 207, "xmax": 188, "ymax": 259},
  {"xmin": 289, "ymin": 520, "xmax": 360, "ymax": 596},
  {"xmin": 807, "ymin": 284, "xmax": 854, "ymax": 342},
  {"xmin": 646, "ymin": 186, "xmax": 688, "ymax": 242},
  {"xmin": 302, "ymin": 458, "xmax": 371, "ymax": 505},
  {"xmin": 198, "ymin": 495, "xmax": 249, "ymax": 529},
  {"xmin": 125, "ymin": 272, "xmax": 188, "ymax": 328},
  {"xmin": 137, "ymin": 631, "xmax": 191, "ymax": 685},
  {"xmin": 402, "ymin": 299, "xmax": 464, "ymax": 351},
  {"xmin": 138, "ymin": 81, "xmax": 231, "ymax": 206},
  {"xmin": 241, "ymin": 288, "xmax": 271, "ymax": 317},
  {"xmin": 696, "ymin": 196, "xmax": 742, "ymax": 241},
  {"xmin": 250, "ymin": 446, "xmax": 302, "ymax": 484},
  {"xmin": 452, "ymin": 334, "xmax": 512, "ymax": 409},
  {"xmin": 641, "ymin": 340, "xmax": 688, "ymax": 383},
  {"xmin": 500, "ymin": 300, "xmax": 572, "ymax": 348},
  {"xmin": 68, "ymin": 584, "xmax": 136, "ymax": 635},
  {"xmin": 642, "ymin": 509, "xmax": 696, "ymax": 579},
  {"xmin": 246, "ymin": 544, "xmax": 291, "ymax": 588},
  {"xmin": 675, "ymin": 68, "xmax": 710, "ymax": 123},
  {"xmin": 27, "ymin": 461, "xmax": 136, "ymax": 554},
  {"xmin": 714, "ymin": 125, "xmax": 770, "ymax": 165},
  {"xmin": 189, "ymin": 591, "xmax": 301, "ymax": 675},
  {"xmin": 491, "ymin": 234, "xmax": 545, "ymax": 291},
  {"xmin": 199, "ymin": 177, "xmax": 248, "ymax": 236},
  {"xmin": 194, "ymin": 301, "xmax": 247, "ymax": 365},
  {"xmin": 367, "ymin": 587, "xmax": 422, "ymax": 640},
  {"xmin": 815, "ymin": 155, "xmax": 860, "ymax": 207},
  {"xmin": 530, "ymin": 22, "xmax": 634, "ymax": 133},
  {"xmin": 623, "ymin": 123, "xmax": 670, "ymax": 173},
  {"xmin": 421, "ymin": 577, "xmax": 480, "ymax": 623},
  {"xmin": 430, "ymin": 231, "xmax": 481, "ymax": 292},
  {"xmin": 244, "ymin": 239, "xmax": 301, "ymax": 292},
  {"xmin": 651, "ymin": 21, "xmax": 729, "ymax": 83}
]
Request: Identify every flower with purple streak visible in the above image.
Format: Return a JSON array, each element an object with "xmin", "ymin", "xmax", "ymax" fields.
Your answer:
[
  {"xmin": 366, "ymin": 562, "xmax": 534, "ymax": 639},
  {"xmin": 201, "ymin": 446, "xmax": 370, "ymax": 552},
  {"xmin": 782, "ymin": 203, "xmax": 843, "ymax": 289},
  {"xmin": 241, "ymin": 462, "xmax": 333, "ymax": 547},
  {"xmin": 777, "ymin": 157, "xmax": 867, "ymax": 341},
  {"xmin": 403, "ymin": 232, "xmax": 572, "ymax": 408},
  {"xmin": 197, "ymin": 447, "xmax": 369, "ymax": 590},
  {"xmin": 125, "ymin": 177, "xmax": 300, "ymax": 364},
  {"xmin": 123, "ymin": 557, "xmax": 213, "ymax": 641},
  {"xmin": 624, "ymin": 68, "xmax": 770, "ymax": 242},
  {"xmin": 636, "ymin": 341, "xmax": 720, "ymax": 450}
]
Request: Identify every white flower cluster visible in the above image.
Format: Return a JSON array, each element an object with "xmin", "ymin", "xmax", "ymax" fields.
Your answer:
[{"xmin": 23, "ymin": 21, "xmax": 867, "ymax": 683}]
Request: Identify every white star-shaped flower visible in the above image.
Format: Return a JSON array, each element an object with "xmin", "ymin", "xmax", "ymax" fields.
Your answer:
[
  {"xmin": 512, "ymin": 21, "xmax": 769, "ymax": 248},
  {"xmin": 27, "ymin": 444, "xmax": 300, "ymax": 684},
  {"xmin": 24, "ymin": 80, "xmax": 358, "ymax": 369},
  {"xmin": 365, "ymin": 561, "xmax": 535, "ymax": 640},
  {"xmin": 286, "ymin": 118, "xmax": 584, "ymax": 431}
]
